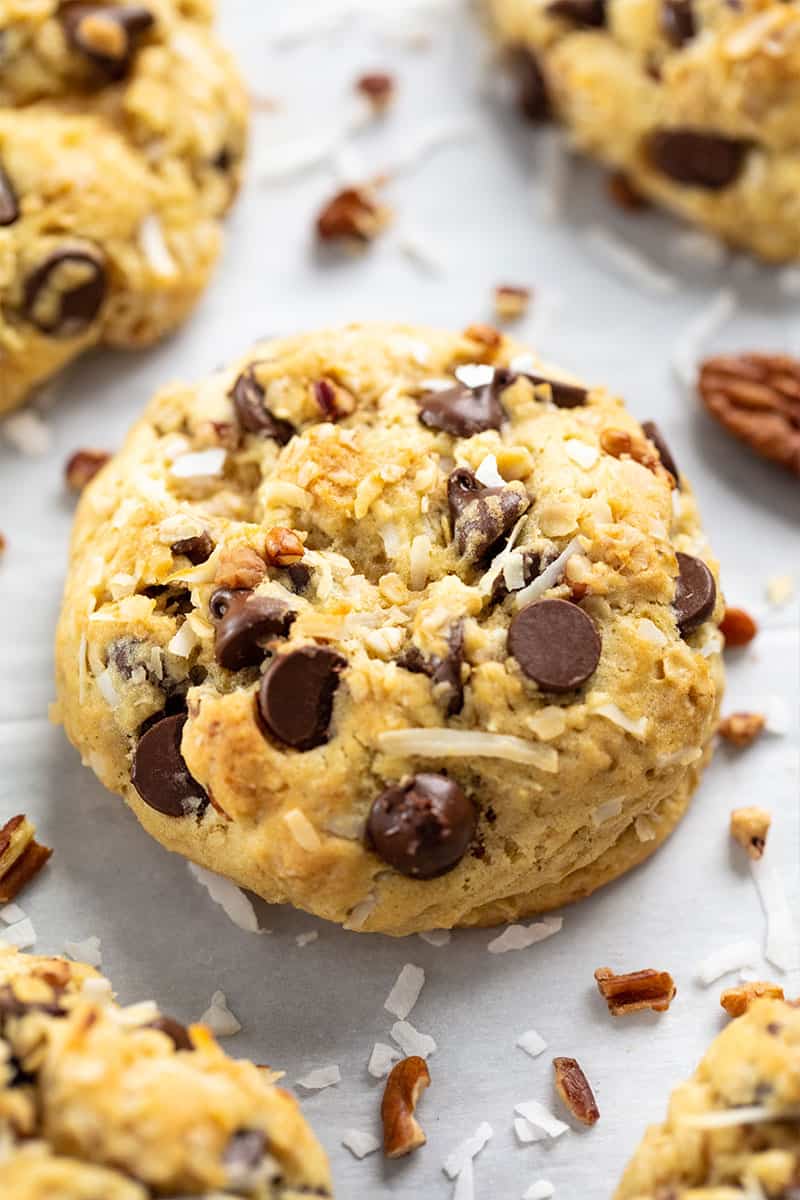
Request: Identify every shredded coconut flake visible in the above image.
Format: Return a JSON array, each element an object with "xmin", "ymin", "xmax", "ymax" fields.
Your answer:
[
  {"xmin": 95, "ymin": 667, "xmax": 120, "ymax": 708},
  {"xmin": 514, "ymin": 1116, "xmax": 547, "ymax": 1144},
  {"xmin": 672, "ymin": 287, "xmax": 737, "ymax": 387},
  {"xmin": 81, "ymin": 977, "xmax": 113, "ymax": 1003},
  {"xmin": 479, "ymin": 515, "xmax": 528, "ymax": 598},
  {"xmin": 419, "ymin": 929, "xmax": 452, "ymax": 947},
  {"xmin": 296, "ymin": 931, "xmax": 319, "ymax": 948},
  {"xmin": 503, "ymin": 552, "xmax": 527, "ymax": 592},
  {"xmin": 409, "ymin": 534, "xmax": 432, "ymax": 591},
  {"xmin": 442, "ymin": 1122, "xmax": 493, "ymax": 1180},
  {"xmin": 514, "ymin": 1100, "xmax": 569, "ymax": 1140},
  {"xmin": 637, "ymin": 618, "xmax": 668, "ymax": 646},
  {"xmin": 387, "ymin": 118, "xmax": 476, "ymax": 178},
  {"xmin": 536, "ymin": 130, "xmax": 569, "ymax": 222},
  {"xmin": 139, "ymin": 215, "xmax": 177, "ymax": 277},
  {"xmin": 750, "ymin": 855, "xmax": 800, "ymax": 972},
  {"xmin": 344, "ymin": 893, "xmax": 376, "ymax": 930},
  {"xmin": 766, "ymin": 574, "xmax": 794, "ymax": 607},
  {"xmin": 397, "ymin": 227, "xmax": 448, "ymax": 274},
  {"xmin": 2, "ymin": 410, "xmax": 52, "ymax": 456},
  {"xmin": 514, "ymin": 538, "xmax": 581, "ymax": 608},
  {"xmin": 565, "ymin": 439, "xmax": 598, "ymax": 470},
  {"xmin": 391, "ymin": 1019, "xmax": 437, "ymax": 1059},
  {"xmin": 297, "ymin": 1064, "xmax": 341, "ymax": 1090},
  {"xmin": 695, "ymin": 939, "xmax": 760, "ymax": 985},
  {"xmin": 516, "ymin": 1029, "xmax": 547, "ymax": 1058},
  {"xmin": 475, "ymin": 454, "xmax": 505, "ymax": 487},
  {"xmin": 777, "ymin": 266, "xmax": 800, "ymax": 297},
  {"xmin": 635, "ymin": 815, "xmax": 657, "ymax": 843},
  {"xmin": 453, "ymin": 1158, "xmax": 475, "ymax": 1200},
  {"xmin": 170, "ymin": 448, "xmax": 226, "ymax": 479},
  {"xmin": 368, "ymin": 1042, "xmax": 401, "ymax": 1078},
  {"xmin": 583, "ymin": 226, "xmax": 677, "ymax": 295},
  {"xmin": 377, "ymin": 728, "xmax": 559, "ymax": 771},
  {"xmin": 680, "ymin": 1104, "xmax": 800, "ymax": 1130},
  {"xmin": 455, "ymin": 363, "xmax": 495, "ymax": 388},
  {"xmin": 671, "ymin": 229, "xmax": 728, "ymax": 269},
  {"xmin": 188, "ymin": 863, "xmax": 263, "ymax": 934},
  {"xmin": 591, "ymin": 702, "xmax": 649, "ymax": 740},
  {"xmin": 64, "ymin": 936, "xmax": 102, "ymax": 967},
  {"xmin": 342, "ymin": 1129, "xmax": 380, "ymax": 1159},
  {"xmin": 524, "ymin": 1183, "xmax": 556, "ymax": 1200},
  {"xmin": 199, "ymin": 991, "xmax": 240, "ymax": 1037},
  {"xmin": 384, "ymin": 963, "xmax": 426, "ymax": 1020},
  {"xmin": 167, "ymin": 621, "xmax": 198, "ymax": 659},
  {"xmin": 1, "ymin": 918, "xmax": 37, "ymax": 950},
  {"xmin": 283, "ymin": 808, "xmax": 321, "ymax": 851},
  {"xmin": 488, "ymin": 917, "xmax": 563, "ymax": 954},
  {"xmin": 591, "ymin": 798, "xmax": 623, "ymax": 827},
  {"xmin": 0, "ymin": 903, "xmax": 26, "ymax": 926}
]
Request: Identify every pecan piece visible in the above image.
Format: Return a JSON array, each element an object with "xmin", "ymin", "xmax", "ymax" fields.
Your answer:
[
  {"xmin": 65, "ymin": 449, "xmax": 111, "ymax": 492},
  {"xmin": 698, "ymin": 353, "xmax": 800, "ymax": 477},
  {"xmin": 553, "ymin": 1057, "xmax": 600, "ymax": 1126},
  {"xmin": 594, "ymin": 967, "xmax": 676, "ymax": 1015},
  {"xmin": 0, "ymin": 815, "xmax": 52, "ymax": 903},
  {"xmin": 718, "ymin": 712, "xmax": 766, "ymax": 748},
  {"xmin": 356, "ymin": 72, "xmax": 395, "ymax": 112},
  {"xmin": 720, "ymin": 980, "xmax": 784, "ymax": 1018},
  {"xmin": 493, "ymin": 285, "xmax": 531, "ymax": 323},
  {"xmin": 316, "ymin": 186, "xmax": 391, "ymax": 244},
  {"xmin": 730, "ymin": 805, "xmax": 771, "ymax": 858},
  {"xmin": 463, "ymin": 323, "xmax": 503, "ymax": 355},
  {"xmin": 214, "ymin": 545, "xmax": 266, "ymax": 591},
  {"xmin": 381, "ymin": 1055, "xmax": 430, "ymax": 1158},
  {"xmin": 264, "ymin": 527, "xmax": 305, "ymax": 568},
  {"xmin": 312, "ymin": 377, "xmax": 356, "ymax": 421},
  {"xmin": 600, "ymin": 427, "xmax": 674, "ymax": 485}
]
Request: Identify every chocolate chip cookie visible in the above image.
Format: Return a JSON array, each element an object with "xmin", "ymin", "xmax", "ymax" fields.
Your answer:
[
  {"xmin": 0, "ymin": 1, "xmax": 248, "ymax": 415},
  {"xmin": 615, "ymin": 994, "xmax": 800, "ymax": 1197},
  {"xmin": 54, "ymin": 323, "xmax": 724, "ymax": 935},
  {"xmin": 0, "ymin": 946, "xmax": 332, "ymax": 1199},
  {"xmin": 486, "ymin": 0, "xmax": 800, "ymax": 261}
]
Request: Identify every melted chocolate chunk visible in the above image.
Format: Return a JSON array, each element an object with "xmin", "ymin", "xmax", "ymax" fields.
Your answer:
[
  {"xmin": 673, "ymin": 552, "xmax": 716, "ymax": 634},
  {"xmin": 367, "ymin": 774, "xmax": 476, "ymax": 879},
  {"xmin": 661, "ymin": 0, "xmax": 696, "ymax": 45},
  {"xmin": 548, "ymin": 0, "xmax": 606, "ymax": 24},
  {"xmin": 258, "ymin": 647, "xmax": 345, "ymax": 751},
  {"xmin": 447, "ymin": 468, "xmax": 530, "ymax": 562},
  {"xmin": 131, "ymin": 713, "xmax": 208, "ymax": 818},
  {"xmin": 647, "ymin": 129, "xmax": 749, "ymax": 190},
  {"xmin": 170, "ymin": 532, "xmax": 214, "ymax": 565},
  {"xmin": 286, "ymin": 563, "xmax": 311, "ymax": 593},
  {"xmin": 509, "ymin": 598, "xmax": 601, "ymax": 691},
  {"xmin": 147, "ymin": 1015, "xmax": 193, "ymax": 1051},
  {"xmin": 518, "ymin": 371, "xmax": 588, "ymax": 409},
  {"xmin": 641, "ymin": 420, "xmax": 680, "ymax": 485},
  {"xmin": 398, "ymin": 623, "xmax": 465, "ymax": 717},
  {"xmin": 60, "ymin": 4, "xmax": 154, "ymax": 77},
  {"xmin": 0, "ymin": 985, "xmax": 65, "ymax": 1020},
  {"xmin": 510, "ymin": 47, "xmax": 550, "ymax": 122},
  {"xmin": 0, "ymin": 161, "xmax": 19, "ymax": 226},
  {"xmin": 231, "ymin": 366, "xmax": 296, "ymax": 443},
  {"xmin": 212, "ymin": 591, "xmax": 295, "ymax": 671},
  {"xmin": 418, "ymin": 376, "xmax": 507, "ymax": 437},
  {"xmin": 23, "ymin": 248, "xmax": 107, "ymax": 337}
]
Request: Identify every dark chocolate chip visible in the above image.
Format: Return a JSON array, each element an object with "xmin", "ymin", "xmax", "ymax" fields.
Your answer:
[
  {"xmin": 131, "ymin": 713, "xmax": 208, "ymax": 818},
  {"xmin": 231, "ymin": 366, "xmax": 296, "ymax": 444},
  {"xmin": 518, "ymin": 371, "xmax": 588, "ymax": 409},
  {"xmin": 60, "ymin": 4, "xmax": 154, "ymax": 77},
  {"xmin": 0, "ymin": 161, "xmax": 19, "ymax": 226},
  {"xmin": 418, "ymin": 378, "xmax": 507, "ymax": 437},
  {"xmin": 209, "ymin": 587, "xmax": 242, "ymax": 621},
  {"xmin": 213, "ymin": 591, "xmax": 295, "ymax": 671},
  {"xmin": 224, "ymin": 1130, "xmax": 267, "ymax": 1181},
  {"xmin": 213, "ymin": 146, "xmax": 233, "ymax": 171},
  {"xmin": 673, "ymin": 552, "xmax": 716, "ymax": 634},
  {"xmin": 548, "ymin": 0, "xmax": 606, "ymax": 24},
  {"xmin": 147, "ymin": 1016, "xmax": 193, "ymax": 1051},
  {"xmin": 510, "ymin": 47, "xmax": 550, "ymax": 122},
  {"xmin": 367, "ymin": 774, "xmax": 476, "ymax": 879},
  {"xmin": 661, "ymin": 0, "xmax": 695, "ymax": 45},
  {"xmin": 447, "ymin": 468, "xmax": 530, "ymax": 563},
  {"xmin": 257, "ymin": 647, "xmax": 345, "ymax": 751},
  {"xmin": 23, "ymin": 248, "xmax": 107, "ymax": 336},
  {"xmin": 0, "ymin": 985, "xmax": 65, "ymax": 1020},
  {"xmin": 170, "ymin": 532, "xmax": 214, "ymax": 565},
  {"xmin": 647, "ymin": 129, "xmax": 749, "ymax": 190},
  {"xmin": 641, "ymin": 420, "xmax": 680, "ymax": 485},
  {"xmin": 508, "ymin": 598, "xmax": 601, "ymax": 691},
  {"xmin": 398, "ymin": 623, "xmax": 465, "ymax": 717},
  {"xmin": 286, "ymin": 563, "xmax": 311, "ymax": 593}
]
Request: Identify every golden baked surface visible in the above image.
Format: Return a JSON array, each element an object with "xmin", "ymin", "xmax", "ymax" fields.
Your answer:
[
  {"xmin": 0, "ymin": 946, "xmax": 332, "ymax": 1199},
  {"xmin": 486, "ymin": 0, "xmax": 800, "ymax": 261},
  {"xmin": 0, "ymin": 0, "xmax": 248, "ymax": 414},
  {"xmin": 615, "ymin": 996, "xmax": 800, "ymax": 1197},
  {"xmin": 55, "ymin": 322, "xmax": 724, "ymax": 935}
]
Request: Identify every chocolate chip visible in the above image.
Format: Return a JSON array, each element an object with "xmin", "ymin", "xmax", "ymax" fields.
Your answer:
[
  {"xmin": 447, "ymin": 468, "xmax": 530, "ymax": 563},
  {"xmin": 148, "ymin": 1016, "xmax": 193, "ymax": 1051},
  {"xmin": 131, "ymin": 713, "xmax": 208, "ymax": 818},
  {"xmin": 231, "ymin": 366, "xmax": 295, "ymax": 444},
  {"xmin": 23, "ymin": 248, "xmax": 107, "ymax": 337},
  {"xmin": 398, "ymin": 623, "xmax": 465, "ymax": 717},
  {"xmin": 212, "ymin": 591, "xmax": 295, "ymax": 671},
  {"xmin": 673, "ymin": 552, "xmax": 716, "ymax": 634},
  {"xmin": 661, "ymin": 0, "xmax": 695, "ymax": 45},
  {"xmin": 0, "ymin": 161, "xmax": 18, "ymax": 226},
  {"xmin": 548, "ymin": 0, "xmax": 606, "ymax": 24},
  {"xmin": 418, "ymin": 378, "xmax": 507, "ymax": 437},
  {"xmin": 510, "ymin": 47, "xmax": 550, "ymax": 122},
  {"xmin": 647, "ymin": 129, "xmax": 749, "ymax": 190},
  {"xmin": 286, "ymin": 563, "xmax": 311, "ymax": 593},
  {"xmin": 518, "ymin": 371, "xmax": 588, "ymax": 409},
  {"xmin": 171, "ymin": 532, "xmax": 214, "ymax": 565},
  {"xmin": 509, "ymin": 598, "xmax": 601, "ymax": 691},
  {"xmin": 641, "ymin": 421, "xmax": 680, "ymax": 485},
  {"xmin": 257, "ymin": 647, "xmax": 345, "ymax": 751},
  {"xmin": 213, "ymin": 146, "xmax": 233, "ymax": 171},
  {"xmin": 61, "ymin": 4, "xmax": 154, "ymax": 77},
  {"xmin": 224, "ymin": 1130, "xmax": 266, "ymax": 1180},
  {"xmin": 367, "ymin": 774, "xmax": 476, "ymax": 879},
  {"xmin": 0, "ymin": 985, "xmax": 65, "ymax": 1020}
]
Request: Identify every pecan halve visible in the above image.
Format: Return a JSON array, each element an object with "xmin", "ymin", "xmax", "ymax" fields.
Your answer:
[
  {"xmin": 65, "ymin": 448, "xmax": 111, "ymax": 492},
  {"xmin": 553, "ymin": 1057, "xmax": 600, "ymax": 1126},
  {"xmin": 381, "ymin": 1055, "xmax": 430, "ymax": 1158},
  {"xmin": 698, "ymin": 353, "xmax": 800, "ymax": 477},
  {"xmin": 0, "ymin": 814, "xmax": 52, "ymax": 903},
  {"xmin": 594, "ymin": 966, "xmax": 676, "ymax": 1015},
  {"xmin": 316, "ymin": 186, "xmax": 390, "ymax": 244}
]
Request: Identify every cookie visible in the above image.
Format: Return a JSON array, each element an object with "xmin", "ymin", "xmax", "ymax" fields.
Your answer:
[
  {"xmin": 0, "ymin": 946, "xmax": 332, "ymax": 1199},
  {"xmin": 486, "ymin": 0, "xmax": 800, "ymax": 261},
  {"xmin": 54, "ymin": 322, "xmax": 724, "ymax": 936},
  {"xmin": 615, "ymin": 994, "xmax": 800, "ymax": 1197},
  {"xmin": 0, "ymin": 0, "xmax": 248, "ymax": 415}
]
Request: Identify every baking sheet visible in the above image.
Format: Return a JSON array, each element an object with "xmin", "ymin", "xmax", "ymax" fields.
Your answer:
[{"xmin": 1, "ymin": 2, "xmax": 799, "ymax": 1196}]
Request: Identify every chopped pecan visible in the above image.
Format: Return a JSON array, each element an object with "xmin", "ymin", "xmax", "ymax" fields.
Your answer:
[
  {"xmin": 312, "ymin": 378, "xmax": 356, "ymax": 421},
  {"xmin": 0, "ymin": 815, "xmax": 52, "ymax": 903},
  {"xmin": 607, "ymin": 171, "xmax": 648, "ymax": 211},
  {"xmin": 316, "ymin": 186, "xmax": 391, "ymax": 244},
  {"xmin": 720, "ymin": 980, "xmax": 784, "ymax": 1018},
  {"xmin": 356, "ymin": 72, "xmax": 395, "ymax": 111},
  {"xmin": 264, "ymin": 527, "xmax": 305, "ymax": 568},
  {"xmin": 698, "ymin": 353, "xmax": 800, "ymax": 477},
  {"xmin": 730, "ymin": 805, "xmax": 771, "ymax": 858},
  {"xmin": 381, "ymin": 1055, "xmax": 430, "ymax": 1158},
  {"xmin": 65, "ymin": 449, "xmax": 111, "ymax": 492},
  {"xmin": 719, "ymin": 606, "xmax": 758, "ymax": 648},
  {"xmin": 493, "ymin": 285, "xmax": 531, "ymax": 322},
  {"xmin": 718, "ymin": 712, "xmax": 766, "ymax": 748},
  {"xmin": 553, "ymin": 1057, "xmax": 600, "ymax": 1126},
  {"xmin": 463, "ymin": 323, "xmax": 503, "ymax": 354},
  {"xmin": 214, "ymin": 545, "xmax": 266, "ymax": 591},
  {"xmin": 594, "ymin": 966, "xmax": 676, "ymax": 1015},
  {"xmin": 600, "ymin": 427, "xmax": 674, "ymax": 485}
]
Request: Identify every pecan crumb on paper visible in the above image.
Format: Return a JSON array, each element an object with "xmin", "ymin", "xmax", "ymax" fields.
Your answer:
[
  {"xmin": 553, "ymin": 1057, "xmax": 600, "ymax": 1126},
  {"xmin": 0, "ymin": 815, "xmax": 52, "ymax": 903},
  {"xmin": 720, "ymin": 980, "xmax": 784, "ymax": 1018},
  {"xmin": 730, "ymin": 806, "xmax": 771, "ymax": 858},
  {"xmin": 594, "ymin": 966, "xmax": 676, "ymax": 1015},
  {"xmin": 718, "ymin": 712, "xmax": 766, "ymax": 749}
]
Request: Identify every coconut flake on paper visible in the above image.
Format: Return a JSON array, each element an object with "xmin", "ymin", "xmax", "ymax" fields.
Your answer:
[
  {"xmin": 297, "ymin": 1064, "xmax": 341, "ymax": 1090},
  {"xmin": 188, "ymin": 863, "xmax": 264, "ymax": 934},
  {"xmin": 384, "ymin": 963, "xmax": 426, "ymax": 1020},
  {"xmin": 199, "ymin": 990, "xmax": 241, "ymax": 1037},
  {"xmin": 64, "ymin": 936, "xmax": 102, "ymax": 967},
  {"xmin": 487, "ymin": 917, "xmax": 562, "ymax": 954}
]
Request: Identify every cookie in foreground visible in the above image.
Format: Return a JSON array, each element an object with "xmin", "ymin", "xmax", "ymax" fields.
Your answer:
[
  {"xmin": 615, "ymin": 994, "xmax": 800, "ymax": 1197},
  {"xmin": 54, "ymin": 322, "xmax": 724, "ymax": 935},
  {"xmin": 0, "ymin": 0, "xmax": 248, "ymax": 415},
  {"xmin": 0, "ymin": 946, "xmax": 332, "ymax": 1200},
  {"xmin": 485, "ymin": 0, "xmax": 800, "ymax": 262}
]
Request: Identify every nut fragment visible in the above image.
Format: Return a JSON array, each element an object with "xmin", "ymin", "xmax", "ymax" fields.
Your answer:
[
  {"xmin": 720, "ymin": 980, "xmax": 784, "ymax": 1018},
  {"xmin": 719, "ymin": 606, "xmax": 758, "ymax": 648},
  {"xmin": 718, "ymin": 712, "xmax": 766, "ymax": 748},
  {"xmin": 594, "ymin": 966, "xmax": 676, "ymax": 1015},
  {"xmin": 316, "ymin": 186, "xmax": 391, "ymax": 244},
  {"xmin": 356, "ymin": 72, "xmax": 395, "ymax": 112},
  {"xmin": 600, "ymin": 427, "xmax": 674, "ymax": 485},
  {"xmin": 264, "ymin": 527, "xmax": 305, "ymax": 567},
  {"xmin": 493, "ymin": 285, "xmax": 531, "ymax": 323},
  {"xmin": 381, "ymin": 1055, "xmax": 430, "ymax": 1158},
  {"xmin": 698, "ymin": 353, "xmax": 800, "ymax": 477},
  {"xmin": 730, "ymin": 805, "xmax": 771, "ymax": 859},
  {"xmin": 214, "ymin": 545, "xmax": 266, "ymax": 591},
  {"xmin": 0, "ymin": 814, "xmax": 53, "ymax": 903},
  {"xmin": 312, "ymin": 377, "xmax": 356, "ymax": 421},
  {"xmin": 463, "ymin": 323, "xmax": 503, "ymax": 354},
  {"xmin": 65, "ymin": 449, "xmax": 111, "ymax": 492},
  {"xmin": 553, "ymin": 1057, "xmax": 600, "ymax": 1126}
]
